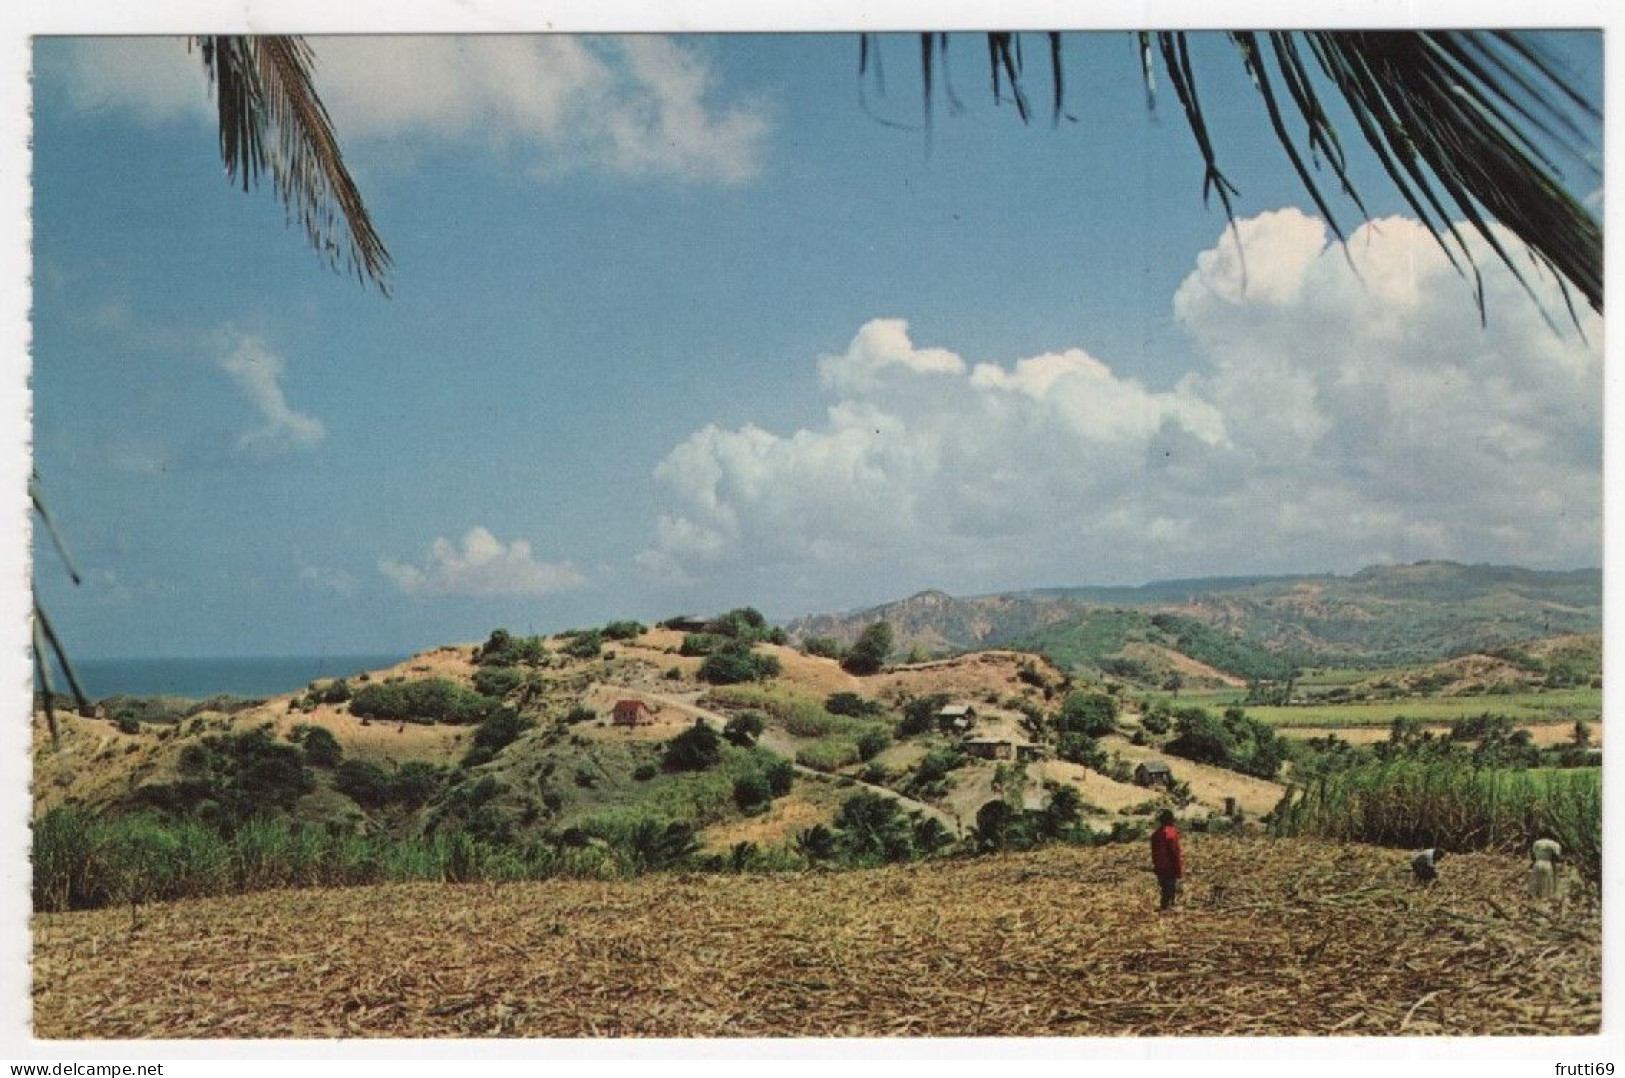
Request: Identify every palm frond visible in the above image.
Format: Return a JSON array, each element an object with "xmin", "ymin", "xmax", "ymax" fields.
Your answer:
[
  {"xmin": 196, "ymin": 35, "xmax": 392, "ymax": 293},
  {"xmin": 34, "ymin": 599, "xmax": 93, "ymax": 747},
  {"xmin": 890, "ymin": 30, "xmax": 1601, "ymax": 319},
  {"xmin": 29, "ymin": 472, "xmax": 79, "ymax": 586}
]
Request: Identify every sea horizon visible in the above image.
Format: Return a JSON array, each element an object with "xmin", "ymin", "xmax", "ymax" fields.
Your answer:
[{"xmin": 53, "ymin": 653, "xmax": 416, "ymax": 701}]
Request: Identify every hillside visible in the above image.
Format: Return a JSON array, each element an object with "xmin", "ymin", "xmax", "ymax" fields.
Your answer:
[
  {"xmin": 785, "ymin": 561, "xmax": 1602, "ymax": 675},
  {"xmin": 33, "ymin": 837, "xmax": 1599, "ymax": 1038}
]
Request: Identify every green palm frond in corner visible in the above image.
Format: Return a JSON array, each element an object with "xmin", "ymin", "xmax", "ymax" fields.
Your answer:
[
  {"xmin": 194, "ymin": 35, "xmax": 392, "ymax": 294},
  {"xmin": 872, "ymin": 29, "xmax": 1602, "ymax": 321}
]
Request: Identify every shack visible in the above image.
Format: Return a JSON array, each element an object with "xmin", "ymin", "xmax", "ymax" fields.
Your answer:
[
  {"xmin": 1135, "ymin": 759, "xmax": 1174, "ymax": 788},
  {"xmin": 611, "ymin": 699, "xmax": 657, "ymax": 727},
  {"xmin": 936, "ymin": 703, "xmax": 978, "ymax": 733}
]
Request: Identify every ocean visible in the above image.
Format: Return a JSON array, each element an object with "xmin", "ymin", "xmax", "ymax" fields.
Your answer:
[{"xmin": 63, "ymin": 654, "xmax": 412, "ymax": 701}]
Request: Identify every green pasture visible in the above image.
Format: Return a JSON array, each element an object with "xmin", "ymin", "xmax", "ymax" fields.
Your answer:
[{"xmin": 1245, "ymin": 687, "xmax": 1601, "ymax": 728}]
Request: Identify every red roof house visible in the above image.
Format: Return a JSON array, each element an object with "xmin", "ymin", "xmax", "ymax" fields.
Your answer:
[{"xmin": 611, "ymin": 699, "xmax": 657, "ymax": 727}]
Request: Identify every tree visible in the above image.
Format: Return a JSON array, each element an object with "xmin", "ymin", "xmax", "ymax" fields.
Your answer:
[
  {"xmin": 1038, "ymin": 783, "xmax": 1084, "ymax": 840},
  {"xmin": 841, "ymin": 621, "xmax": 894, "ymax": 676},
  {"xmin": 663, "ymin": 719, "xmax": 722, "ymax": 772},
  {"xmin": 833, "ymin": 791, "xmax": 913, "ymax": 862},
  {"xmin": 699, "ymin": 642, "xmax": 781, "ymax": 685},
  {"xmin": 722, "ymin": 711, "xmax": 766, "ymax": 747},
  {"xmin": 1057, "ymin": 691, "xmax": 1119, "ymax": 737},
  {"xmin": 297, "ymin": 725, "xmax": 343, "ymax": 768}
]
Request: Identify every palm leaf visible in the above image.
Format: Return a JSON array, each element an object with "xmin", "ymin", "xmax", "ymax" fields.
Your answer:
[
  {"xmin": 884, "ymin": 30, "xmax": 1601, "ymax": 318},
  {"xmin": 196, "ymin": 35, "xmax": 392, "ymax": 293}
]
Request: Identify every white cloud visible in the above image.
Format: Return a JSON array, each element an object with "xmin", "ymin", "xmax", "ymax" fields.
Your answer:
[
  {"xmin": 217, "ymin": 337, "xmax": 326, "ymax": 452},
  {"xmin": 642, "ymin": 211, "xmax": 1602, "ymax": 602},
  {"xmin": 53, "ymin": 36, "xmax": 769, "ymax": 186},
  {"xmin": 54, "ymin": 37, "xmax": 212, "ymax": 123},
  {"xmin": 379, "ymin": 527, "xmax": 585, "ymax": 598}
]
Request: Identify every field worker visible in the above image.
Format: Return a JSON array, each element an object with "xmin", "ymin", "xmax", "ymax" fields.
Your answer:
[
  {"xmin": 1529, "ymin": 836, "xmax": 1562, "ymax": 898},
  {"xmin": 1411, "ymin": 847, "xmax": 1445, "ymax": 885},
  {"xmin": 1150, "ymin": 809, "xmax": 1185, "ymax": 910}
]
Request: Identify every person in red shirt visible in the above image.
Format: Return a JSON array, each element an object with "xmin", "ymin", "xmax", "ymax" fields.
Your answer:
[{"xmin": 1150, "ymin": 809, "xmax": 1185, "ymax": 910}]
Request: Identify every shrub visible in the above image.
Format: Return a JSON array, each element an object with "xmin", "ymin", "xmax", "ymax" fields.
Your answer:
[
  {"xmin": 1165, "ymin": 705, "xmax": 1285, "ymax": 779},
  {"xmin": 841, "ymin": 622, "xmax": 893, "ymax": 675},
  {"xmin": 1140, "ymin": 706, "xmax": 1171, "ymax": 736},
  {"xmin": 723, "ymin": 711, "xmax": 766, "ymax": 747},
  {"xmin": 699, "ymin": 642, "xmax": 781, "ymax": 685},
  {"xmin": 472, "ymin": 665, "xmax": 525, "ymax": 699},
  {"xmin": 562, "ymin": 631, "xmax": 603, "ymax": 660},
  {"xmin": 802, "ymin": 636, "xmax": 845, "ymax": 659},
  {"xmin": 462, "ymin": 708, "xmax": 533, "ymax": 768},
  {"xmin": 680, "ymin": 633, "xmax": 726, "ymax": 657},
  {"xmin": 732, "ymin": 772, "xmax": 773, "ymax": 814},
  {"xmin": 564, "ymin": 705, "xmax": 596, "ymax": 725},
  {"xmin": 299, "ymin": 726, "xmax": 344, "ymax": 768},
  {"xmin": 349, "ymin": 679, "xmax": 498, "ymax": 725},
  {"xmin": 855, "ymin": 727, "xmax": 891, "ymax": 762},
  {"xmin": 477, "ymin": 629, "xmax": 550, "ymax": 667},
  {"xmin": 390, "ymin": 762, "xmax": 445, "ymax": 809},
  {"xmin": 115, "ymin": 715, "xmax": 141, "ymax": 736},
  {"xmin": 796, "ymin": 824, "xmax": 838, "ymax": 861},
  {"xmin": 1038, "ymin": 783, "xmax": 1084, "ymax": 839},
  {"xmin": 973, "ymin": 799, "xmax": 1025, "ymax": 852},
  {"xmin": 307, "ymin": 679, "xmax": 352, "ymax": 705},
  {"xmin": 140, "ymin": 727, "xmax": 314, "ymax": 829},
  {"xmin": 336, "ymin": 759, "xmax": 444, "ymax": 809},
  {"xmin": 898, "ymin": 693, "xmax": 953, "ymax": 738},
  {"xmin": 663, "ymin": 719, "xmax": 722, "ymax": 772},
  {"xmin": 703, "ymin": 607, "xmax": 775, "ymax": 642},
  {"xmin": 834, "ymin": 791, "xmax": 913, "ymax": 863},
  {"xmin": 1057, "ymin": 691, "xmax": 1119, "ymax": 737},
  {"xmin": 1057, "ymin": 731, "xmax": 1106, "ymax": 769},
  {"xmin": 592, "ymin": 814, "xmax": 698, "ymax": 874},
  {"xmin": 796, "ymin": 737, "xmax": 861, "ymax": 772},
  {"xmin": 913, "ymin": 745, "xmax": 965, "ymax": 785},
  {"xmin": 765, "ymin": 758, "xmax": 795, "ymax": 796},
  {"xmin": 826, "ymin": 692, "xmax": 884, "ymax": 718},
  {"xmin": 334, "ymin": 759, "xmax": 393, "ymax": 809},
  {"xmin": 633, "ymin": 763, "xmax": 658, "ymax": 782},
  {"xmin": 601, "ymin": 620, "xmax": 645, "ymax": 641}
]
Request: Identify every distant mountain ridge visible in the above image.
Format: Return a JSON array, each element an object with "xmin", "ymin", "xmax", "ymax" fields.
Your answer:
[{"xmin": 785, "ymin": 562, "xmax": 1601, "ymax": 673}]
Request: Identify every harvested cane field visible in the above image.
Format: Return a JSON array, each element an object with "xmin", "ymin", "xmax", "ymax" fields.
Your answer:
[{"xmin": 32, "ymin": 837, "xmax": 1598, "ymax": 1039}]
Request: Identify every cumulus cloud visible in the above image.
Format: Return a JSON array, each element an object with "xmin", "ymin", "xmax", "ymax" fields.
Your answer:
[
  {"xmin": 643, "ymin": 210, "xmax": 1601, "ymax": 602},
  {"xmin": 53, "ymin": 35, "xmax": 768, "ymax": 185},
  {"xmin": 218, "ymin": 337, "xmax": 326, "ymax": 452},
  {"xmin": 52, "ymin": 36, "xmax": 212, "ymax": 122},
  {"xmin": 379, "ymin": 527, "xmax": 586, "ymax": 598}
]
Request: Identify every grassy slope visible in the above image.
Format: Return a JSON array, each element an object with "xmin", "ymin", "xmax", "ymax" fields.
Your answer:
[{"xmin": 33, "ymin": 837, "xmax": 1599, "ymax": 1038}]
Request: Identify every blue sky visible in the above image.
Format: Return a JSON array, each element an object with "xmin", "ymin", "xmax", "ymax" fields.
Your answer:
[{"xmin": 28, "ymin": 31, "xmax": 1604, "ymax": 659}]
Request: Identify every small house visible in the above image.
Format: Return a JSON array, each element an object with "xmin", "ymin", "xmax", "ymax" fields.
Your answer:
[
  {"xmin": 1014, "ymin": 741, "xmax": 1048, "ymax": 764},
  {"xmin": 611, "ymin": 699, "xmax": 657, "ymax": 727},
  {"xmin": 963, "ymin": 737, "xmax": 1014, "ymax": 761},
  {"xmin": 1135, "ymin": 759, "xmax": 1174, "ymax": 788},
  {"xmin": 936, "ymin": 703, "xmax": 978, "ymax": 733}
]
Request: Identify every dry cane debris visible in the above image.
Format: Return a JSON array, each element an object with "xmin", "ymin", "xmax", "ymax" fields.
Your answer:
[{"xmin": 32, "ymin": 836, "xmax": 1599, "ymax": 1039}]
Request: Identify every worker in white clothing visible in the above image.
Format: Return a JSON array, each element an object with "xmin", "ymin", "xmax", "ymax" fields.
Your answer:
[
  {"xmin": 1529, "ymin": 836, "xmax": 1562, "ymax": 898},
  {"xmin": 1411, "ymin": 847, "xmax": 1445, "ymax": 885}
]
